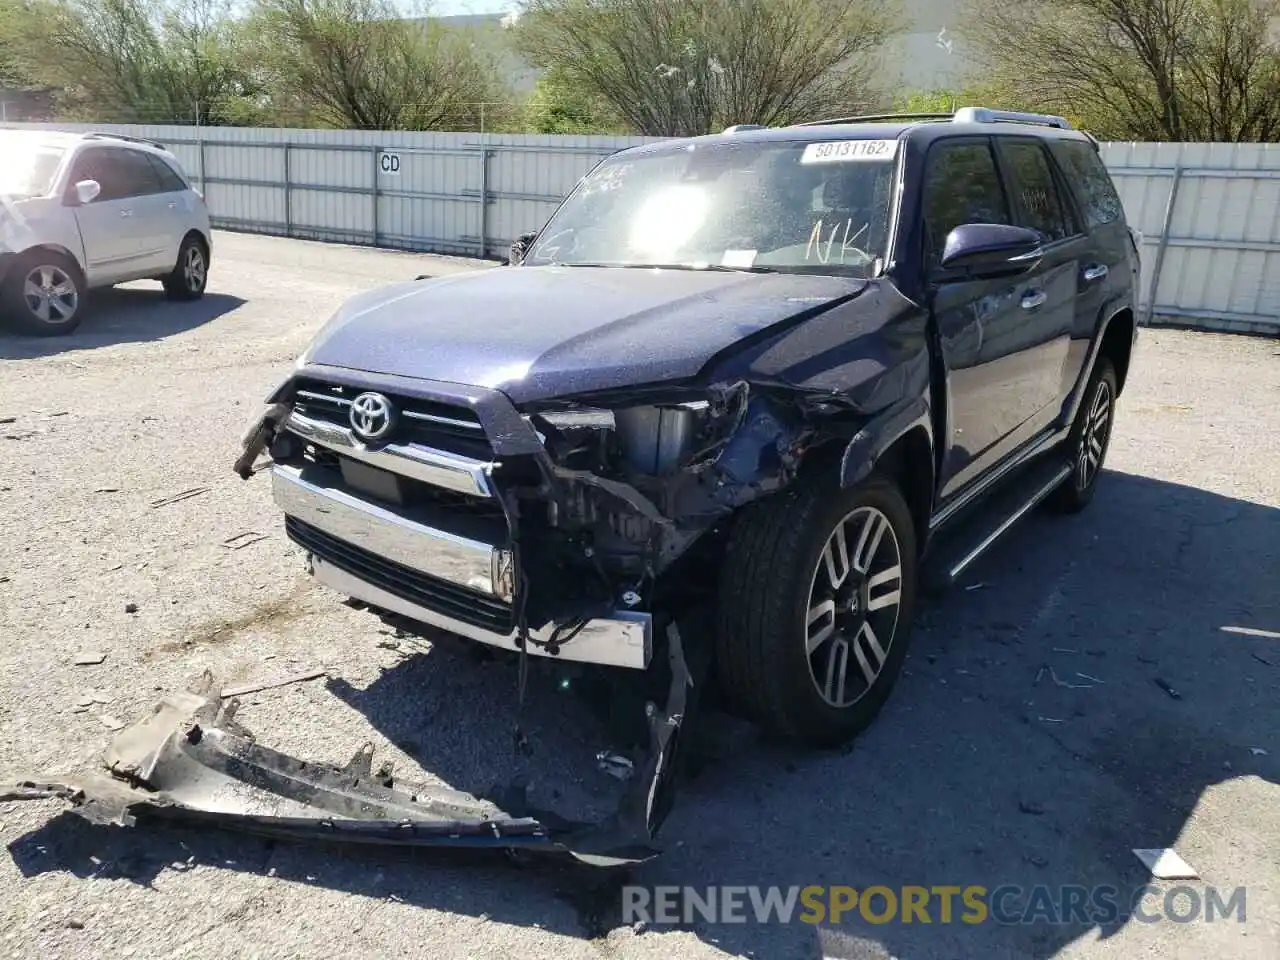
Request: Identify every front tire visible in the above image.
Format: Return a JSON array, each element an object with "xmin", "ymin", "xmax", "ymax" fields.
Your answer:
[
  {"xmin": 163, "ymin": 235, "xmax": 208, "ymax": 301},
  {"xmin": 1048, "ymin": 355, "xmax": 1117, "ymax": 513},
  {"xmin": 717, "ymin": 472, "xmax": 918, "ymax": 748},
  {"xmin": 1, "ymin": 252, "xmax": 84, "ymax": 336}
]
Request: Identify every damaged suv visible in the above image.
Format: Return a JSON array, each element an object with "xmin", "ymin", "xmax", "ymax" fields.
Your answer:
[{"xmin": 224, "ymin": 107, "xmax": 1137, "ymax": 855}]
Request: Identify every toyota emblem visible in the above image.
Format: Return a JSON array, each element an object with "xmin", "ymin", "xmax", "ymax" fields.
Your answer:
[{"xmin": 349, "ymin": 392, "xmax": 395, "ymax": 442}]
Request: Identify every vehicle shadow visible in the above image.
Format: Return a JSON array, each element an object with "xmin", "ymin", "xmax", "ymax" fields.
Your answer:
[
  {"xmin": 0, "ymin": 286, "xmax": 244, "ymax": 359},
  {"xmin": 7, "ymin": 468, "xmax": 1278, "ymax": 957}
]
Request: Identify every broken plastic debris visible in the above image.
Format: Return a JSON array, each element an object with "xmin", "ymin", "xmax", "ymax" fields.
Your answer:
[
  {"xmin": 596, "ymin": 751, "xmax": 635, "ymax": 781},
  {"xmin": 1132, "ymin": 848, "xmax": 1199, "ymax": 880},
  {"xmin": 74, "ymin": 652, "xmax": 107, "ymax": 666}
]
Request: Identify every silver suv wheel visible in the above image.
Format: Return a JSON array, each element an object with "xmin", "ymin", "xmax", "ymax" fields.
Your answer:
[{"xmin": 22, "ymin": 263, "xmax": 79, "ymax": 325}]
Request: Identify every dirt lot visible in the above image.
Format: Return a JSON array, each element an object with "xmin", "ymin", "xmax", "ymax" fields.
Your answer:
[{"xmin": 0, "ymin": 232, "xmax": 1276, "ymax": 960}]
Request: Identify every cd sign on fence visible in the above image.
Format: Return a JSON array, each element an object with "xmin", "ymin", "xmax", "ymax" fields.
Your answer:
[{"xmin": 379, "ymin": 152, "xmax": 401, "ymax": 175}]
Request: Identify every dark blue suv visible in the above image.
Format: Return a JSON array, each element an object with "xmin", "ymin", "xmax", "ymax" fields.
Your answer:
[{"xmin": 241, "ymin": 107, "xmax": 1139, "ymax": 835}]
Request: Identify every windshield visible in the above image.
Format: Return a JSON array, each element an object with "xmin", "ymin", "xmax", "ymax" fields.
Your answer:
[
  {"xmin": 0, "ymin": 141, "xmax": 65, "ymax": 199},
  {"xmin": 525, "ymin": 137, "xmax": 900, "ymax": 276}
]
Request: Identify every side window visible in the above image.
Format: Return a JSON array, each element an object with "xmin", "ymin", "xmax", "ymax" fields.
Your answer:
[
  {"xmin": 116, "ymin": 149, "xmax": 165, "ymax": 198},
  {"xmin": 67, "ymin": 149, "xmax": 126, "ymax": 202},
  {"xmin": 1051, "ymin": 140, "xmax": 1124, "ymax": 228},
  {"xmin": 146, "ymin": 153, "xmax": 188, "ymax": 193},
  {"xmin": 921, "ymin": 140, "xmax": 1011, "ymax": 267},
  {"xmin": 998, "ymin": 139, "xmax": 1074, "ymax": 242}
]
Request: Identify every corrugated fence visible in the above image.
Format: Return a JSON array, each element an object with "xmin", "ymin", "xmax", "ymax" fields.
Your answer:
[{"xmin": 5, "ymin": 122, "xmax": 1279, "ymax": 335}]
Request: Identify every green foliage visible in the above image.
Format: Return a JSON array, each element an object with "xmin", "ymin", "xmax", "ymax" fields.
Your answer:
[
  {"xmin": 524, "ymin": 65, "xmax": 619, "ymax": 134},
  {"xmin": 515, "ymin": 0, "xmax": 903, "ymax": 136}
]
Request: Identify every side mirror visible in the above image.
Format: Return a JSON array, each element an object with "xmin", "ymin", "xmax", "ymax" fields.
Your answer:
[
  {"xmin": 938, "ymin": 223, "xmax": 1043, "ymax": 276},
  {"xmin": 508, "ymin": 231, "xmax": 538, "ymax": 265},
  {"xmin": 72, "ymin": 179, "xmax": 101, "ymax": 205}
]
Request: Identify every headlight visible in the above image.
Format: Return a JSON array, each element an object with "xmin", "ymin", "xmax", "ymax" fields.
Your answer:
[{"xmin": 534, "ymin": 401, "xmax": 711, "ymax": 476}]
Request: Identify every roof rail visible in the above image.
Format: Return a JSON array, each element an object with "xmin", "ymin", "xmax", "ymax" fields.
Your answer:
[
  {"xmin": 83, "ymin": 131, "xmax": 167, "ymax": 150},
  {"xmin": 721, "ymin": 124, "xmax": 769, "ymax": 134},
  {"xmin": 951, "ymin": 106, "xmax": 1073, "ymax": 130},
  {"xmin": 794, "ymin": 112, "xmax": 953, "ymax": 127}
]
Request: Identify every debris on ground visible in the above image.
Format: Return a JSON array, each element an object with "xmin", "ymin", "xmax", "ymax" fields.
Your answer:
[
  {"xmin": 150, "ymin": 487, "xmax": 210, "ymax": 509},
  {"xmin": 0, "ymin": 416, "xmax": 15, "ymax": 425},
  {"xmin": 124, "ymin": 603, "xmax": 138, "ymax": 614},
  {"xmin": 596, "ymin": 751, "xmax": 635, "ymax": 782},
  {"xmin": 74, "ymin": 652, "xmax": 107, "ymax": 666},
  {"xmin": 99, "ymin": 716, "xmax": 125, "ymax": 731},
  {"xmin": 222, "ymin": 531, "xmax": 269, "ymax": 551},
  {"xmin": 1250, "ymin": 747, "xmax": 1269, "ymax": 757},
  {"xmin": 94, "ymin": 487, "xmax": 120, "ymax": 494},
  {"xmin": 220, "ymin": 668, "xmax": 327, "ymax": 699},
  {"xmin": 1154, "ymin": 677, "xmax": 1182, "ymax": 700},
  {"xmin": 1132, "ymin": 848, "xmax": 1199, "ymax": 880}
]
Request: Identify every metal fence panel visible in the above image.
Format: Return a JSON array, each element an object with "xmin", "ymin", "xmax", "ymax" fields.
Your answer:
[{"xmin": 4, "ymin": 121, "xmax": 1277, "ymax": 334}]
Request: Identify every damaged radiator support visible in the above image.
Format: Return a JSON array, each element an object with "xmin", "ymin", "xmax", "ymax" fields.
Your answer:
[{"xmin": 1, "ymin": 626, "xmax": 696, "ymax": 868}]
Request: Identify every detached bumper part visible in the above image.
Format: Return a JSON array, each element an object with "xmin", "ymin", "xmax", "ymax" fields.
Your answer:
[{"xmin": 2, "ymin": 631, "xmax": 693, "ymax": 866}]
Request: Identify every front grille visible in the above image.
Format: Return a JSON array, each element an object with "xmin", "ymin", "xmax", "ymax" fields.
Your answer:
[
  {"xmin": 293, "ymin": 379, "xmax": 492, "ymax": 459},
  {"xmin": 286, "ymin": 517, "xmax": 514, "ymax": 634}
]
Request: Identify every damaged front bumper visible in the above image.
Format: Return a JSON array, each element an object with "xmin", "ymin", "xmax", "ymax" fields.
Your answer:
[{"xmin": 4, "ymin": 626, "xmax": 692, "ymax": 867}]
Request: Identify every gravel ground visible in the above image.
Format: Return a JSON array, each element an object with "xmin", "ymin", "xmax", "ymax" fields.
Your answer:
[{"xmin": 0, "ymin": 232, "xmax": 1276, "ymax": 960}]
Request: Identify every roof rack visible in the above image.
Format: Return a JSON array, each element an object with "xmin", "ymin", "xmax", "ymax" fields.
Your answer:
[
  {"xmin": 721, "ymin": 124, "xmax": 769, "ymax": 134},
  {"xmin": 951, "ymin": 106, "xmax": 1073, "ymax": 129},
  {"xmin": 83, "ymin": 131, "xmax": 167, "ymax": 150},
  {"xmin": 794, "ymin": 107, "xmax": 1074, "ymax": 131},
  {"xmin": 794, "ymin": 112, "xmax": 954, "ymax": 127}
]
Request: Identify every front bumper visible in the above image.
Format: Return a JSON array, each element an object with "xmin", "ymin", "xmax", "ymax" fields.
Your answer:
[{"xmin": 272, "ymin": 464, "xmax": 653, "ymax": 670}]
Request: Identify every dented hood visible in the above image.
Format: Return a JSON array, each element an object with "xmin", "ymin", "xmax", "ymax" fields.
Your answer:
[{"xmin": 301, "ymin": 265, "xmax": 868, "ymax": 404}]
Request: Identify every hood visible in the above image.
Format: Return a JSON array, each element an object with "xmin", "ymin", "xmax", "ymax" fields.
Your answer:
[{"xmin": 301, "ymin": 266, "xmax": 868, "ymax": 404}]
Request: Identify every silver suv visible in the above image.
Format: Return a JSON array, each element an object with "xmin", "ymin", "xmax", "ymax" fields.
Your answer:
[{"xmin": 0, "ymin": 130, "xmax": 212, "ymax": 336}]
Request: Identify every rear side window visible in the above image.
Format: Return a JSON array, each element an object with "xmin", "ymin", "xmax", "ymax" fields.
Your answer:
[
  {"xmin": 997, "ymin": 139, "xmax": 1075, "ymax": 242},
  {"xmin": 1052, "ymin": 140, "xmax": 1124, "ymax": 228},
  {"xmin": 921, "ymin": 140, "xmax": 1011, "ymax": 267},
  {"xmin": 146, "ymin": 153, "xmax": 188, "ymax": 193},
  {"xmin": 117, "ymin": 149, "xmax": 165, "ymax": 197}
]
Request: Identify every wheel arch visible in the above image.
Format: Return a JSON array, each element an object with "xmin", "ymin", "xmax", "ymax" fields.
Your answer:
[
  {"xmin": 1099, "ymin": 306, "xmax": 1134, "ymax": 395},
  {"xmin": 181, "ymin": 228, "xmax": 211, "ymax": 261},
  {"xmin": 14, "ymin": 243, "xmax": 85, "ymax": 279},
  {"xmin": 838, "ymin": 396, "xmax": 935, "ymax": 556}
]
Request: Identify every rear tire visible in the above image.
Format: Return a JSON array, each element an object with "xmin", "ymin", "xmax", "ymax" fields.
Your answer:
[
  {"xmin": 1048, "ymin": 356, "xmax": 1117, "ymax": 513},
  {"xmin": 1, "ymin": 251, "xmax": 84, "ymax": 336},
  {"xmin": 163, "ymin": 234, "xmax": 208, "ymax": 301},
  {"xmin": 717, "ymin": 472, "xmax": 917, "ymax": 748}
]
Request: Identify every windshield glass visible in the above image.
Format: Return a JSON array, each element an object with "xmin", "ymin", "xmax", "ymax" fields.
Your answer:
[
  {"xmin": 0, "ymin": 141, "xmax": 65, "ymax": 198},
  {"xmin": 525, "ymin": 137, "xmax": 899, "ymax": 276}
]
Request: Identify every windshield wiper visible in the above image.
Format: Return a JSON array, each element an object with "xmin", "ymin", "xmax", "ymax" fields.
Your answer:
[{"xmin": 551, "ymin": 261, "xmax": 778, "ymax": 274}]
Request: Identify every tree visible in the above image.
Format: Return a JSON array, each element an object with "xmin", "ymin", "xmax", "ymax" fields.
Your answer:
[
  {"xmin": 513, "ymin": 0, "xmax": 902, "ymax": 136},
  {"xmin": 524, "ymin": 64, "xmax": 620, "ymax": 133},
  {"xmin": 249, "ymin": 0, "xmax": 510, "ymax": 130},
  {"xmin": 2, "ymin": 0, "xmax": 262, "ymax": 124},
  {"xmin": 960, "ymin": 0, "xmax": 1280, "ymax": 141}
]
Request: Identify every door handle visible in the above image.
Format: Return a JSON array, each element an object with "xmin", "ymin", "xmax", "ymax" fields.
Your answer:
[
  {"xmin": 1020, "ymin": 290, "xmax": 1048, "ymax": 310},
  {"xmin": 1083, "ymin": 263, "xmax": 1109, "ymax": 282},
  {"xmin": 119, "ymin": 209, "xmax": 133, "ymax": 218}
]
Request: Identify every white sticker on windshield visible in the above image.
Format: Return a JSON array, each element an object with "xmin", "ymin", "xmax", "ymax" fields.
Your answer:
[
  {"xmin": 721, "ymin": 249, "xmax": 757, "ymax": 268},
  {"xmin": 800, "ymin": 139, "xmax": 899, "ymax": 164}
]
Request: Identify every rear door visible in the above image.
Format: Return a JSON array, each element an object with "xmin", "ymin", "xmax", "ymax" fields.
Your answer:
[
  {"xmin": 144, "ymin": 152, "xmax": 196, "ymax": 267},
  {"xmin": 111, "ymin": 148, "xmax": 174, "ymax": 275},
  {"xmin": 989, "ymin": 136, "xmax": 1084, "ymax": 438}
]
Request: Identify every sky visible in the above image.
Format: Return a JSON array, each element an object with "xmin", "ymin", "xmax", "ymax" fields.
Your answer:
[{"xmin": 410, "ymin": 0, "xmax": 513, "ymax": 15}]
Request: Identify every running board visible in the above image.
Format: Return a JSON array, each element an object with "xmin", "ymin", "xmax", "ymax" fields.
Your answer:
[{"xmin": 924, "ymin": 458, "xmax": 1073, "ymax": 591}]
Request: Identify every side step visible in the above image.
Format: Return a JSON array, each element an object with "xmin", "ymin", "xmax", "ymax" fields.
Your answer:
[{"xmin": 923, "ymin": 456, "xmax": 1073, "ymax": 592}]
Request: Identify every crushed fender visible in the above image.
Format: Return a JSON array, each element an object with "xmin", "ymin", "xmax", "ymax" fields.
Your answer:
[{"xmin": 2, "ymin": 627, "xmax": 694, "ymax": 868}]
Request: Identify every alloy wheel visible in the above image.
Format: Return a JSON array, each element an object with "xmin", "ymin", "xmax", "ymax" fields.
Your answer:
[
  {"xmin": 804, "ymin": 506, "xmax": 904, "ymax": 708},
  {"xmin": 22, "ymin": 265, "xmax": 78, "ymax": 325},
  {"xmin": 183, "ymin": 245, "xmax": 206, "ymax": 292},
  {"xmin": 1077, "ymin": 378, "xmax": 1112, "ymax": 489}
]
